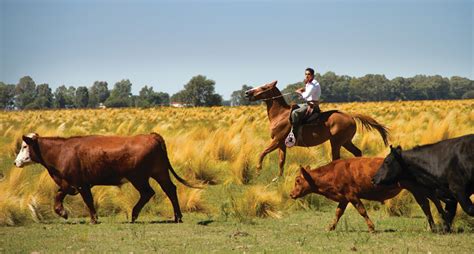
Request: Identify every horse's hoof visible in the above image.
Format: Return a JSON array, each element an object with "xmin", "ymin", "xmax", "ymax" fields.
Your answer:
[{"xmin": 271, "ymin": 177, "xmax": 279, "ymax": 182}]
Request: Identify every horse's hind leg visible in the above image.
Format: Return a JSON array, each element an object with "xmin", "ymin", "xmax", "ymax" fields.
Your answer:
[
  {"xmin": 342, "ymin": 141, "xmax": 362, "ymax": 157},
  {"xmin": 330, "ymin": 139, "xmax": 341, "ymax": 161}
]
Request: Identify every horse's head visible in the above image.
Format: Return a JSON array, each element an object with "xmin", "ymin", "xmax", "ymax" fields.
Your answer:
[{"xmin": 244, "ymin": 80, "xmax": 278, "ymax": 101}]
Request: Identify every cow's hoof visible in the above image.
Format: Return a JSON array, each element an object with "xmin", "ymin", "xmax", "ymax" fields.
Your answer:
[
  {"xmin": 55, "ymin": 208, "xmax": 68, "ymax": 219},
  {"xmin": 175, "ymin": 218, "xmax": 183, "ymax": 223},
  {"xmin": 60, "ymin": 210, "xmax": 68, "ymax": 220},
  {"xmin": 90, "ymin": 220, "xmax": 99, "ymax": 225}
]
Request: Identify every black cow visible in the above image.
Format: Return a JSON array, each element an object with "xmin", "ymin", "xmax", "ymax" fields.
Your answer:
[{"xmin": 372, "ymin": 134, "xmax": 474, "ymax": 231}]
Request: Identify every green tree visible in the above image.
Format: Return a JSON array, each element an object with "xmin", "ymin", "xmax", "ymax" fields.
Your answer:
[
  {"xmin": 449, "ymin": 76, "xmax": 472, "ymax": 99},
  {"xmin": 104, "ymin": 79, "xmax": 132, "ymax": 108},
  {"xmin": 170, "ymin": 90, "xmax": 189, "ymax": 105},
  {"xmin": 75, "ymin": 86, "xmax": 89, "ymax": 108},
  {"xmin": 156, "ymin": 92, "xmax": 170, "ymax": 106},
  {"xmin": 54, "ymin": 86, "xmax": 76, "ymax": 108},
  {"xmin": 174, "ymin": 75, "xmax": 222, "ymax": 106},
  {"xmin": 15, "ymin": 76, "xmax": 36, "ymax": 109},
  {"xmin": 230, "ymin": 85, "xmax": 259, "ymax": 106},
  {"xmin": 0, "ymin": 82, "xmax": 15, "ymax": 109},
  {"xmin": 26, "ymin": 83, "xmax": 53, "ymax": 109},
  {"xmin": 388, "ymin": 77, "xmax": 413, "ymax": 100},
  {"xmin": 88, "ymin": 81, "xmax": 109, "ymax": 107},
  {"xmin": 136, "ymin": 85, "xmax": 162, "ymax": 107}
]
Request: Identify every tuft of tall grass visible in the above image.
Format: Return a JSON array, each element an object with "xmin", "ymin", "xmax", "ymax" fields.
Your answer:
[
  {"xmin": 228, "ymin": 144, "xmax": 255, "ymax": 185},
  {"xmin": 177, "ymin": 185, "xmax": 208, "ymax": 213},
  {"xmin": 384, "ymin": 190, "xmax": 416, "ymax": 217},
  {"xmin": 226, "ymin": 185, "xmax": 282, "ymax": 222}
]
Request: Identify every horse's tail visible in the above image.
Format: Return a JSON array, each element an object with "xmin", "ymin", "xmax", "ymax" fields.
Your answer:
[{"xmin": 351, "ymin": 114, "xmax": 390, "ymax": 146}]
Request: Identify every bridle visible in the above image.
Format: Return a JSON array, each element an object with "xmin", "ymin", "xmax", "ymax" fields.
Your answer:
[{"xmin": 261, "ymin": 92, "xmax": 294, "ymax": 101}]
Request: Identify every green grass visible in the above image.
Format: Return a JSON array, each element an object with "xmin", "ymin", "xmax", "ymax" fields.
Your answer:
[{"xmin": 1, "ymin": 209, "xmax": 473, "ymax": 253}]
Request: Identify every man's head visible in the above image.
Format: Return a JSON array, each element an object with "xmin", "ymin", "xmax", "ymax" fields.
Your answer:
[{"xmin": 305, "ymin": 67, "xmax": 315, "ymax": 83}]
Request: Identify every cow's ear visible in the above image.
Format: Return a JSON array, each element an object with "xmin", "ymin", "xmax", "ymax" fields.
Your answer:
[
  {"xmin": 395, "ymin": 145, "xmax": 402, "ymax": 154},
  {"xmin": 300, "ymin": 166, "xmax": 311, "ymax": 181},
  {"xmin": 299, "ymin": 165, "xmax": 305, "ymax": 175},
  {"xmin": 22, "ymin": 135, "xmax": 35, "ymax": 145}
]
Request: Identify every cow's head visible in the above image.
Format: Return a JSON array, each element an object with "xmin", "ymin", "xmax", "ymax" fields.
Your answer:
[
  {"xmin": 14, "ymin": 133, "xmax": 40, "ymax": 168},
  {"xmin": 244, "ymin": 80, "xmax": 278, "ymax": 101},
  {"xmin": 290, "ymin": 165, "xmax": 315, "ymax": 199},
  {"xmin": 372, "ymin": 145, "xmax": 404, "ymax": 186}
]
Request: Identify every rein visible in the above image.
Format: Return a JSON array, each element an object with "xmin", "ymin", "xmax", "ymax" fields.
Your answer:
[{"xmin": 261, "ymin": 92, "xmax": 294, "ymax": 101}]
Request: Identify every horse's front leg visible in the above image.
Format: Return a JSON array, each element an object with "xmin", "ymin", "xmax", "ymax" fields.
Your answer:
[
  {"xmin": 257, "ymin": 139, "xmax": 280, "ymax": 174},
  {"xmin": 277, "ymin": 144, "xmax": 287, "ymax": 177}
]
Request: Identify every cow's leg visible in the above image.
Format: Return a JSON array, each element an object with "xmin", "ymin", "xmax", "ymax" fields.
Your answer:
[
  {"xmin": 410, "ymin": 191, "xmax": 436, "ymax": 231},
  {"xmin": 129, "ymin": 179, "xmax": 155, "ymax": 223},
  {"xmin": 328, "ymin": 201, "xmax": 348, "ymax": 231},
  {"xmin": 342, "ymin": 141, "xmax": 362, "ymax": 157},
  {"xmin": 350, "ymin": 198, "xmax": 375, "ymax": 232},
  {"xmin": 330, "ymin": 140, "xmax": 341, "ymax": 161},
  {"xmin": 454, "ymin": 191, "xmax": 474, "ymax": 216},
  {"xmin": 443, "ymin": 201, "xmax": 458, "ymax": 232},
  {"xmin": 156, "ymin": 177, "xmax": 182, "ymax": 223},
  {"xmin": 78, "ymin": 187, "xmax": 98, "ymax": 224},
  {"xmin": 257, "ymin": 139, "xmax": 280, "ymax": 174},
  {"xmin": 277, "ymin": 144, "xmax": 287, "ymax": 177},
  {"xmin": 54, "ymin": 189, "xmax": 68, "ymax": 219}
]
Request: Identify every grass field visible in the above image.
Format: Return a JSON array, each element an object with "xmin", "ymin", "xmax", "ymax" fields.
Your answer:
[
  {"xmin": 0, "ymin": 100, "xmax": 473, "ymax": 253},
  {"xmin": 1, "ymin": 209, "xmax": 473, "ymax": 253}
]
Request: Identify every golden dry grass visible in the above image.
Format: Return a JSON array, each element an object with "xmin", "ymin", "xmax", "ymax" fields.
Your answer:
[{"xmin": 0, "ymin": 100, "xmax": 472, "ymax": 225}]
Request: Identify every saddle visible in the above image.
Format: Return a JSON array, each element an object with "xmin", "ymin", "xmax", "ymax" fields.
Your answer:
[
  {"xmin": 285, "ymin": 103, "xmax": 322, "ymax": 147},
  {"xmin": 290, "ymin": 103, "xmax": 322, "ymax": 125}
]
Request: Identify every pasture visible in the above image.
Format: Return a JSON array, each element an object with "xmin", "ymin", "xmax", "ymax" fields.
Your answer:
[{"xmin": 0, "ymin": 100, "xmax": 473, "ymax": 253}]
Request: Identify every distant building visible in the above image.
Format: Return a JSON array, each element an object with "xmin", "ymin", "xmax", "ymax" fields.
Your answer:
[{"xmin": 170, "ymin": 102, "xmax": 192, "ymax": 107}]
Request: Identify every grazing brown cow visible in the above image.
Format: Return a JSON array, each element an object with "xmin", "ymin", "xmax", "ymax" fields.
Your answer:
[
  {"xmin": 290, "ymin": 157, "xmax": 442, "ymax": 232},
  {"xmin": 14, "ymin": 132, "xmax": 199, "ymax": 224}
]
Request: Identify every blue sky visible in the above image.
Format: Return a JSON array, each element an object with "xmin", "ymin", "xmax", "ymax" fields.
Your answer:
[{"xmin": 1, "ymin": 0, "xmax": 472, "ymax": 99}]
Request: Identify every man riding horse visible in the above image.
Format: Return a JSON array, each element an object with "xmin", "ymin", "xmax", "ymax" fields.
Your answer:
[{"xmin": 286, "ymin": 67, "xmax": 321, "ymax": 147}]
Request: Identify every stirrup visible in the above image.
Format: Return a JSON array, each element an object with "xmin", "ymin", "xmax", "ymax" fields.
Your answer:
[{"xmin": 285, "ymin": 129, "xmax": 296, "ymax": 147}]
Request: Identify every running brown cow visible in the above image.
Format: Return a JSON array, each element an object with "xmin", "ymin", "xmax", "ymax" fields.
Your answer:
[
  {"xmin": 14, "ymin": 132, "xmax": 199, "ymax": 224},
  {"xmin": 290, "ymin": 157, "xmax": 443, "ymax": 232}
]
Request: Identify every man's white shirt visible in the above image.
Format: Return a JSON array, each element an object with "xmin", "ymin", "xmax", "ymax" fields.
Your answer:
[{"xmin": 301, "ymin": 79, "xmax": 321, "ymax": 101}]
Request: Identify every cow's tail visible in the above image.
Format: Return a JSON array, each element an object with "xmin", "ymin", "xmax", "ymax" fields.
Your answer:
[
  {"xmin": 351, "ymin": 114, "xmax": 390, "ymax": 146},
  {"xmin": 152, "ymin": 133, "xmax": 203, "ymax": 189}
]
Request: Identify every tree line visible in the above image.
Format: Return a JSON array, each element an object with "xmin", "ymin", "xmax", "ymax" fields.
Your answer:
[
  {"xmin": 231, "ymin": 72, "xmax": 473, "ymax": 106},
  {"xmin": 0, "ymin": 72, "xmax": 472, "ymax": 110}
]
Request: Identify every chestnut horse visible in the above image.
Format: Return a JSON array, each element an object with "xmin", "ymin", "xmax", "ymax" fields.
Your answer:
[{"xmin": 245, "ymin": 80, "xmax": 389, "ymax": 179}]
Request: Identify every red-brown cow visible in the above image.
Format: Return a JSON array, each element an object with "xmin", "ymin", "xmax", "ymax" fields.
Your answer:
[
  {"xmin": 290, "ymin": 157, "xmax": 442, "ymax": 232},
  {"xmin": 14, "ymin": 132, "xmax": 199, "ymax": 224}
]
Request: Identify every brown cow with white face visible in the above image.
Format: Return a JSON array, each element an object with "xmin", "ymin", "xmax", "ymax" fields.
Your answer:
[
  {"xmin": 14, "ymin": 132, "xmax": 199, "ymax": 224},
  {"xmin": 290, "ymin": 157, "xmax": 443, "ymax": 232}
]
